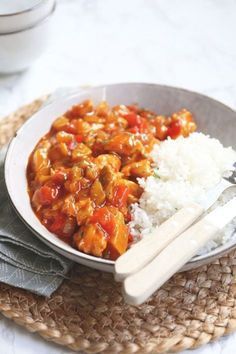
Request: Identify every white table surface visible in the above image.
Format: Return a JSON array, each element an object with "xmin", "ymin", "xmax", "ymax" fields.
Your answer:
[{"xmin": 0, "ymin": 0, "xmax": 236, "ymax": 353}]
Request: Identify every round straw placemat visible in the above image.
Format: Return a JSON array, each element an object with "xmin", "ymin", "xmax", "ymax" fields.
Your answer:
[{"xmin": 1, "ymin": 98, "xmax": 236, "ymax": 354}]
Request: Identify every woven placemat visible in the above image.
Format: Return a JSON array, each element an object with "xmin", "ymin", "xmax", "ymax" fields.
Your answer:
[{"xmin": 1, "ymin": 98, "xmax": 236, "ymax": 354}]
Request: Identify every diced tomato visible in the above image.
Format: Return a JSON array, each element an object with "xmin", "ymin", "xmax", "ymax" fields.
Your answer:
[
  {"xmin": 49, "ymin": 214, "xmax": 76, "ymax": 239},
  {"xmin": 113, "ymin": 185, "xmax": 129, "ymax": 208},
  {"xmin": 125, "ymin": 113, "xmax": 148, "ymax": 133},
  {"xmin": 32, "ymin": 185, "xmax": 59, "ymax": 206},
  {"xmin": 90, "ymin": 207, "xmax": 116, "ymax": 235},
  {"xmin": 167, "ymin": 120, "xmax": 182, "ymax": 139},
  {"xmin": 126, "ymin": 212, "xmax": 132, "ymax": 222},
  {"xmin": 129, "ymin": 126, "xmax": 139, "ymax": 134},
  {"xmin": 124, "ymin": 113, "xmax": 142, "ymax": 127},
  {"xmin": 63, "ymin": 124, "xmax": 77, "ymax": 134},
  {"xmin": 128, "ymin": 233, "xmax": 134, "ymax": 243},
  {"xmin": 49, "ymin": 214, "xmax": 66, "ymax": 234},
  {"xmin": 105, "ymin": 223, "xmax": 129, "ymax": 260},
  {"xmin": 51, "ymin": 171, "xmax": 67, "ymax": 185},
  {"xmin": 75, "ymin": 134, "xmax": 83, "ymax": 143}
]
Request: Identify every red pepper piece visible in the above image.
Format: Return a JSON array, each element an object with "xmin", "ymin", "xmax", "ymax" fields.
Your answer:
[
  {"xmin": 51, "ymin": 171, "xmax": 67, "ymax": 185},
  {"xmin": 167, "ymin": 120, "xmax": 182, "ymax": 139},
  {"xmin": 90, "ymin": 207, "xmax": 116, "ymax": 235},
  {"xmin": 49, "ymin": 214, "xmax": 76, "ymax": 239},
  {"xmin": 124, "ymin": 113, "xmax": 142, "ymax": 127},
  {"xmin": 75, "ymin": 135, "xmax": 83, "ymax": 143},
  {"xmin": 113, "ymin": 185, "xmax": 129, "ymax": 208},
  {"xmin": 128, "ymin": 233, "xmax": 134, "ymax": 243},
  {"xmin": 32, "ymin": 185, "xmax": 59, "ymax": 206},
  {"xmin": 129, "ymin": 126, "xmax": 139, "ymax": 134}
]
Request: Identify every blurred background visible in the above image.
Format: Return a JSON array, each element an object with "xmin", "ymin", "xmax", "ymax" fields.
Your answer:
[{"xmin": 0, "ymin": 0, "xmax": 236, "ymax": 118}]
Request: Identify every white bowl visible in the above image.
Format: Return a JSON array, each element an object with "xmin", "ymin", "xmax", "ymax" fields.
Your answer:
[
  {"xmin": 0, "ymin": 0, "xmax": 55, "ymax": 34},
  {"xmin": 0, "ymin": 3, "xmax": 55, "ymax": 74},
  {"xmin": 4, "ymin": 83, "xmax": 236, "ymax": 273}
]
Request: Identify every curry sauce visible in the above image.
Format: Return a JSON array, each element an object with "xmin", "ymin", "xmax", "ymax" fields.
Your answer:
[{"xmin": 27, "ymin": 100, "xmax": 196, "ymax": 259}]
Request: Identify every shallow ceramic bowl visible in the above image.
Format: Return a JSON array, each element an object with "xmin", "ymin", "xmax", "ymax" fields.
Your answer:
[
  {"xmin": 0, "ymin": 0, "xmax": 55, "ymax": 34},
  {"xmin": 0, "ymin": 2, "xmax": 55, "ymax": 74},
  {"xmin": 4, "ymin": 83, "xmax": 236, "ymax": 273}
]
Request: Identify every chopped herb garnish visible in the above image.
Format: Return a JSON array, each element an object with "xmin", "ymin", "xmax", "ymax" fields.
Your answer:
[{"xmin": 153, "ymin": 168, "xmax": 160, "ymax": 178}]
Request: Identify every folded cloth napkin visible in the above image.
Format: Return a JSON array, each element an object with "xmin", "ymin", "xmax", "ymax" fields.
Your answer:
[{"xmin": 0, "ymin": 93, "xmax": 75, "ymax": 297}]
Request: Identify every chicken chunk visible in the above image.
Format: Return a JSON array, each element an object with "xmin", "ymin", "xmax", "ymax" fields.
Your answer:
[
  {"xmin": 104, "ymin": 132, "xmax": 145, "ymax": 156},
  {"xmin": 94, "ymin": 154, "xmax": 121, "ymax": 172},
  {"xmin": 76, "ymin": 198, "xmax": 94, "ymax": 225},
  {"xmin": 122, "ymin": 159, "xmax": 153, "ymax": 178},
  {"xmin": 90, "ymin": 179, "xmax": 106, "ymax": 206},
  {"xmin": 74, "ymin": 224, "xmax": 107, "ymax": 257},
  {"xmin": 31, "ymin": 148, "xmax": 50, "ymax": 174},
  {"xmin": 72, "ymin": 143, "xmax": 92, "ymax": 161},
  {"xmin": 106, "ymin": 206, "xmax": 129, "ymax": 259}
]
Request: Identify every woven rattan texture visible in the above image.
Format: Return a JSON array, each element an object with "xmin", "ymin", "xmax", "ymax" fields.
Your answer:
[{"xmin": 0, "ymin": 98, "xmax": 236, "ymax": 354}]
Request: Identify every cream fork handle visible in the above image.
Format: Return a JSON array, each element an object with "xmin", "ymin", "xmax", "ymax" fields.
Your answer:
[
  {"xmin": 115, "ymin": 203, "xmax": 204, "ymax": 281},
  {"xmin": 123, "ymin": 217, "xmax": 219, "ymax": 305}
]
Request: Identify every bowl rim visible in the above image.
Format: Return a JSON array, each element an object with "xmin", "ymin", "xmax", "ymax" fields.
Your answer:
[
  {"xmin": 4, "ymin": 82, "xmax": 236, "ymax": 270},
  {"xmin": 0, "ymin": 1, "xmax": 56, "ymax": 36},
  {"xmin": 0, "ymin": 0, "xmax": 49, "ymax": 18}
]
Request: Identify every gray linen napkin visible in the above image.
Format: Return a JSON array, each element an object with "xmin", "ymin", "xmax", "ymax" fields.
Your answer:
[
  {"xmin": 0, "ymin": 91, "xmax": 76, "ymax": 297},
  {"xmin": 0, "ymin": 148, "xmax": 73, "ymax": 296}
]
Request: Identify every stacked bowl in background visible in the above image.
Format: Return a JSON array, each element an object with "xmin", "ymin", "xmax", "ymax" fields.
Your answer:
[{"xmin": 0, "ymin": 0, "xmax": 56, "ymax": 74}]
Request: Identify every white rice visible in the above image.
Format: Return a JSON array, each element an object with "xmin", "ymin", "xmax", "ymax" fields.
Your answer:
[{"xmin": 129, "ymin": 132, "xmax": 236, "ymax": 255}]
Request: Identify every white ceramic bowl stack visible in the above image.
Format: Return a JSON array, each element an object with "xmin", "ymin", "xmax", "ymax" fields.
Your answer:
[{"xmin": 0, "ymin": 0, "xmax": 56, "ymax": 74}]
